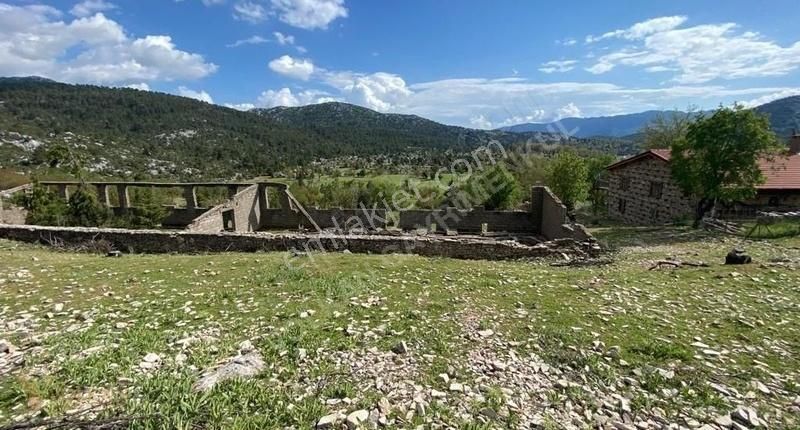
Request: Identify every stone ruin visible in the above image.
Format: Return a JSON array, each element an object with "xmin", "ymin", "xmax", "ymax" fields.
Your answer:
[{"xmin": 0, "ymin": 181, "xmax": 597, "ymax": 260}]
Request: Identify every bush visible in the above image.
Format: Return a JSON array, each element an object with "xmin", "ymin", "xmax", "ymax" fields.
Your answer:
[
  {"xmin": 66, "ymin": 186, "xmax": 110, "ymax": 227},
  {"xmin": 14, "ymin": 181, "xmax": 69, "ymax": 226}
]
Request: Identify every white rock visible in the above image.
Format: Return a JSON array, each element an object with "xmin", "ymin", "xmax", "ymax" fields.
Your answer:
[
  {"xmin": 346, "ymin": 409, "xmax": 369, "ymax": 429},
  {"xmin": 477, "ymin": 329, "xmax": 494, "ymax": 337},
  {"xmin": 239, "ymin": 340, "xmax": 254, "ymax": 353},
  {"xmin": 53, "ymin": 303, "xmax": 64, "ymax": 312},
  {"xmin": 449, "ymin": 383, "xmax": 464, "ymax": 392},
  {"xmin": 316, "ymin": 413, "xmax": 341, "ymax": 429}
]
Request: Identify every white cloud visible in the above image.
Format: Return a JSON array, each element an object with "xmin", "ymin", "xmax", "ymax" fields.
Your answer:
[
  {"xmin": 126, "ymin": 82, "xmax": 150, "ymax": 91},
  {"xmin": 177, "ymin": 86, "xmax": 214, "ymax": 103},
  {"xmin": 201, "ymin": 0, "xmax": 225, "ymax": 5},
  {"xmin": 0, "ymin": 3, "xmax": 217, "ymax": 84},
  {"xmin": 586, "ymin": 16, "xmax": 687, "ymax": 43},
  {"xmin": 585, "ymin": 17, "xmax": 800, "ymax": 84},
  {"xmin": 270, "ymin": 0, "xmax": 347, "ymax": 30},
  {"xmin": 70, "ymin": 0, "xmax": 116, "ymax": 17},
  {"xmin": 539, "ymin": 60, "xmax": 577, "ymax": 74},
  {"xmin": 233, "ymin": 1, "xmax": 268, "ymax": 23},
  {"xmin": 224, "ymin": 102, "xmax": 256, "ymax": 111},
  {"xmin": 322, "ymin": 70, "xmax": 411, "ymax": 112},
  {"xmin": 273, "ymin": 31, "xmax": 295, "ymax": 45},
  {"xmin": 255, "ymin": 87, "xmax": 336, "ymax": 107},
  {"xmin": 556, "ymin": 102, "xmax": 582, "ymax": 119},
  {"xmin": 557, "ymin": 38, "xmax": 577, "ymax": 46},
  {"xmin": 268, "ymin": 55, "xmax": 315, "ymax": 80},
  {"xmin": 742, "ymin": 89, "xmax": 800, "ymax": 108},
  {"xmin": 227, "ymin": 35, "xmax": 269, "ymax": 47}
]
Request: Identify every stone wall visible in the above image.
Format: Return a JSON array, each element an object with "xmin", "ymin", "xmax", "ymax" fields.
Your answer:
[
  {"xmin": 607, "ymin": 157, "xmax": 694, "ymax": 224},
  {"xmin": 186, "ymin": 184, "xmax": 263, "ymax": 233},
  {"xmin": 261, "ymin": 208, "xmax": 388, "ymax": 231},
  {"xmin": 398, "ymin": 208, "xmax": 536, "ymax": 233},
  {"xmin": 0, "ymin": 224, "xmax": 600, "ymax": 261},
  {"xmin": 535, "ymin": 187, "xmax": 592, "ymax": 241}
]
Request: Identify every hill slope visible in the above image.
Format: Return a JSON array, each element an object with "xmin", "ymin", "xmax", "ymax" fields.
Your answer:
[
  {"xmin": 0, "ymin": 78, "xmax": 568, "ymax": 179},
  {"xmin": 755, "ymin": 96, "xmax": 800, "ymax": 137}
]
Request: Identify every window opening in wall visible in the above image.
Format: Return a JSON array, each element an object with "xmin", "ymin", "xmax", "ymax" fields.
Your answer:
[
  {"xmin": 222, "ymin": 209, "xmax": 236, "ymax": 231},
  {"xmin": 617, "ymin": 198, "xmax": 627, "ymax": 214},
  {"xmin": 620, "ymin": 177, "xmax": 631, "ymax": 191},
  {"xmin": 649, "ymin": 181, "xmax": 663, "ymax": 199}
]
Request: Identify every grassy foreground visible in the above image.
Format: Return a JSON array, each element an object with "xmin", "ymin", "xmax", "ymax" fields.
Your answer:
[{"xmin": 0, "ymin": 227, "xmax": 798, "ymax": 429}]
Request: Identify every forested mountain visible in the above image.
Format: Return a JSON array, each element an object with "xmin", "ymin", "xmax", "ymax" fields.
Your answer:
[
  {"xmin": 0, "ymin": 78, "xmax": 572, "ymax": 179},
  {"xmin": 501, "ymin": 97, "xmax": 800, "ymax": 139},
  {"xmin": 756, "ymin": 96, "xmax": 800, "ymax": 137}
]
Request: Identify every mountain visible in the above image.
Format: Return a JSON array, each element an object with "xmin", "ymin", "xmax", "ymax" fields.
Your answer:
[
  {"xmin": 755, "ymin": 96, "xmax": 800, "ymax": 137},
  {"xmin": 501, "ymin": 97, "xmax": 800, "ymax": 139},
  {"xmin": 251, "ymin": 102, "xmax": 560, "ymax": 152},
  {"xmin": 499, "ymin": 110, "xmax": 684, "ymax": 138},
  {"xmin": 0, "ymin": 78, "xmax": 562, "ymax": 179}
]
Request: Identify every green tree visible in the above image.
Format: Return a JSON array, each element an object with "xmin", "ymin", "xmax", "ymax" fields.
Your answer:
[
  {"xmin": 585, "ymin": 154, "xmax": 616, "ymax": 215},
  {"xmin": 671, "ymin": 105, "xmax": 780, "ymax": 227},
  {"xmin": 546, "ymin": 150, "xmax": 589, "ymax": 212},
  {"xmin": 67, "ymin": 186, "xmax": 110, "ymax": 227},
  {"xmin": 14, "ymin": 180, "xmax": 68, "ymax": 226},
  {"xmin": 642, "ymin": 110, "xmax": 696, "ymax": 149},
  {"xmin": 460, "ymin": 164, "xmax": 520, "ymax": 210}
]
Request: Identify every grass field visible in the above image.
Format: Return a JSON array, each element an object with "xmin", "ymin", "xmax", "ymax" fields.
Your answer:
[{"xmin": 0, "ymin": 227, "xmax": 799, "ymax": 429}]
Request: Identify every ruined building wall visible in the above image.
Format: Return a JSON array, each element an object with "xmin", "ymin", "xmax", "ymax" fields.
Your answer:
[
  {"xmin": 532, "ymin": 186, "xmax": 592, "ymax": 241},
  {"xmin": 398, "ymin": 208, "xmax": 536, "ymax": 233},
  {"xmin": 260, "ymin": 208, "xmax": 388, "ymax": 231},
  {"xmin": 186, "ymin": 184, "xmax": 263, "ymax": 233},
  {"xmin": 607, "ymin": 158, "xmax": 694, "ymax": 225}
]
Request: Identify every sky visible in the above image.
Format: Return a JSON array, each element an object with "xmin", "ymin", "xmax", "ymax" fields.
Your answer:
[{"xmin": 1, "ymin": 0, "xmax": 800, "ymax": 128}]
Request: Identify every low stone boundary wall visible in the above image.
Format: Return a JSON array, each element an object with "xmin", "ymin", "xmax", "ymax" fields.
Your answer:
[{"xmin": 0, "ymin": 224, "xmax": 599, "ymax": 261}]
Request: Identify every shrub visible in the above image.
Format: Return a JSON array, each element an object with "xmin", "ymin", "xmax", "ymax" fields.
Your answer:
[{"xmin": 67, "ymin": 186, "xmax": 110, "ymax": 227}]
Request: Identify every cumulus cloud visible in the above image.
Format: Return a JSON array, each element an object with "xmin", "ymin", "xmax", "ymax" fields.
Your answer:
[
  {"xmin": 201, "ymin": 0, "xmax": 225, "ymax": 5},
  {"xmin": 227, "ymin": 35, "xmax": 269, "ymax": 47},
  {"xmin": 539, "ymin": 60, "xmax": 577, "ymax": 74},
  {"xmin": 70, "ymin": 0, "xmax": 116, "ymax": 17},
  {"xmin": 0, "ymin": 3, "xmax": 217, "ymax": 84},
  {"xmin": 255, "ymin": 87, "xmax": 336, "ymax": 108},
  {"xmin": 268, "ymin": 55, "xmax": 315, "ymax": 80},
  {"xmin": 270, "ymin": 0, "xmax": 347, "ymax": 30},
  {"xmin": 584, "ymin": 17, "xmax": 800, "ymax": 84},
  {"xmin": 233, "ymin": 1, "xmax": 268, "ymax": 23},
  {"xmin": 177, "ymin": 86, "xmax": 214, "ymax": 103}
]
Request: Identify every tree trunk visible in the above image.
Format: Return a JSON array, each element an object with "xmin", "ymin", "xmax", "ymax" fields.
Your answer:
[{"xmin": 692, "ymin": 198, "xmax": 715, "ymax": 228}]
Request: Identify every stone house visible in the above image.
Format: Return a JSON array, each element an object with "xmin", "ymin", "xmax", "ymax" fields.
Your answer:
[{"xmin": 606, "ymin": 134, "xmax": 800, "ymax": 224}]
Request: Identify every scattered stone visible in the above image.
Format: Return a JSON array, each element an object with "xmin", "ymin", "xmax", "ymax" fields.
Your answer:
[
  {"xmin": 449, "ymin": 382, "xmax": 464, "ymax": 392},
  {"xmin": 477, "ymin": 329, "xmax": 494, "ymax": 338},
  {"xmin": 346, "ymin": 409, "xmax": 369, "ymax": 429},
  {"xmin": 316, "ymin": 412, "xmax": 342, "ymax": 429},
  {"xmin": 391, "ymin": 341, "xmax": 408, "ymax": 354},
  {"xmin": 53, "ymin": 303, "xmax": 64, "ymax": 312},
  {"xmin": 0, "ymin": 339, "xmax": 12, "ymax": 354},
  {"xmin": 193, "ymin": 351, "xmax": 265, "ymax": 392},
  {"xmin": 239, "ymin": 340, "xmax": 254, "ymax": 354}
]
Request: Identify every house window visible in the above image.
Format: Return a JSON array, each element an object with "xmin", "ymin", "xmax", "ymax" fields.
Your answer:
[
  {"xmin": 768, "ymin": 196, "xmax": 781, "ymax": 207},
  {"xmin": 620, "ymin": 177, "xmax": 631, "ymax": 191},
  {"xmin": 649, "ymin": 181, "xmax": 663, "ymax": 199},
  {"xmin": 617, "ymin": 198, "xmax": 627, "ymax": 214}
]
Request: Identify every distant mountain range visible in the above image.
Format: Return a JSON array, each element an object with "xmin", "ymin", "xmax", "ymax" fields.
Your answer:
[{"xmin": 500, "ymin": 97, "xmax": 800, "ymax": 138}]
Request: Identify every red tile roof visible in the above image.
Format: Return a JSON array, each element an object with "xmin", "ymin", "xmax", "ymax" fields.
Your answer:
[
  {"xmin": 607, "ymin": 149, "xmax": 800, "ymax": 190},
  {"xmin": 758, "ymin": 154, "xmax": 800, "ymax": 190}
]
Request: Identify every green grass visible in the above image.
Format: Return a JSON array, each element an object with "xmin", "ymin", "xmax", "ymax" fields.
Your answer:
[{"xmin": 1, "ymin": 227, "xmax": 799, "ymax": 428}]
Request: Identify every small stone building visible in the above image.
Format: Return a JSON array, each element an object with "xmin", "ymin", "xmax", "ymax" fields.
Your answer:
[{"xmin": 606, "ymin": 134, "xmax": 800, "ymax": 224}]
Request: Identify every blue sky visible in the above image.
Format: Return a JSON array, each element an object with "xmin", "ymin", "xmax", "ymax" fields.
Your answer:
[{"xmin": 1, "ymin": 0, "xmax": 800, "ymax": 128}]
